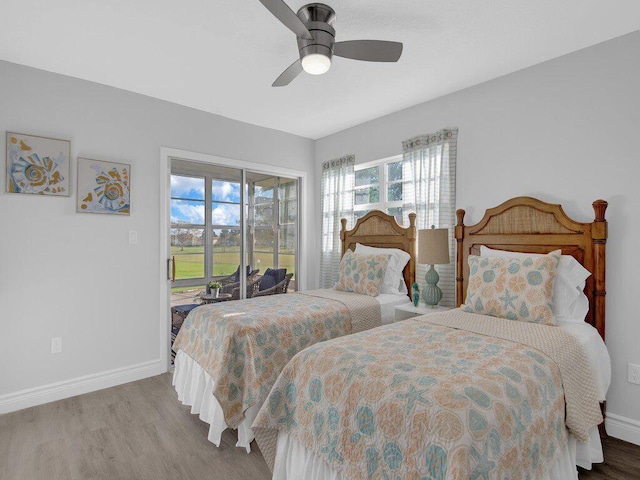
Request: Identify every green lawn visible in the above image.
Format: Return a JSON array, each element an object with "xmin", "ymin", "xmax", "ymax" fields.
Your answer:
[
  {"xmin": 171, "ymin": 285, "xmax": 205, "ymax": 294},
  {"xmin": 171, "ymin": 245, "xmax": 295, "ymax": 280}
]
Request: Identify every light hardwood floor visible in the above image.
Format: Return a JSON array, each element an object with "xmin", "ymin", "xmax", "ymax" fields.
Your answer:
[
  {"xmin": 0, "ymin": 374, "xmax": 271, "ymax": 480},
  {"xmin": 1, "ymin": 373, "xmax": 638, "ymax": 480}
]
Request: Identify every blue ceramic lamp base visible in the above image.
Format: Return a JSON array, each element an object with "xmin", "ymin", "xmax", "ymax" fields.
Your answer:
[{"xmin": 423, "ymin": 264, "xmax": 443, "ymax": 306}]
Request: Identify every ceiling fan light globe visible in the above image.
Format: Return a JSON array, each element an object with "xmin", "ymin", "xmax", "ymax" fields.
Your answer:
[{"xmin": 301, "ymin": 53, "xmax": 331, "ymax": 75}]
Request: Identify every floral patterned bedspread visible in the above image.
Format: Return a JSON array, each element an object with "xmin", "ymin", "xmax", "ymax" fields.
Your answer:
[
  {"xmin": 172, "ymin": 291, "xmax": 379, "ymax": 428},
  {"xmin": 253, "ymin": 310, "xmax": 601, "ymax": 479}
]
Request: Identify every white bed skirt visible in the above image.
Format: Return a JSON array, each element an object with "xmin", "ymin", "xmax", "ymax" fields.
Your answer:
[
  {"xmin": 272, "ymin": 427, "xmax": 604, "ymax": 480},
  {"xmin": 172, "ymin": 350, "xmax": 260, "ymax": 453}
]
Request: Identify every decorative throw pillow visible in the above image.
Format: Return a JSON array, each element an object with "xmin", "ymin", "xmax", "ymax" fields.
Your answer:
[
  {"xmin": 355, "ymin": 243, "xmax": 411, "ymax": 295},
  {"xmin": 259, "ymin": 268, "xmax": 287, "ymax": 291},
  {"xmin": 258, "ymin": 274, "xmax": 276, "ymax": 291},
  {"xmin": 462, "ymin": 252, "xmax": 560, "ymax": 325},
  {"xmin": 334, "ymin": 250, "xmax": 390, "ymax": 297},
  {"xmin": 480, "ymin": 246, "xmax": 591, "ymax": 322}
]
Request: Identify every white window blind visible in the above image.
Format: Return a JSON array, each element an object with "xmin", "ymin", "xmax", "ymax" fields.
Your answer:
[{"xmin": 320, "ymin": 155, "xmax": 355, "ymax": 288}]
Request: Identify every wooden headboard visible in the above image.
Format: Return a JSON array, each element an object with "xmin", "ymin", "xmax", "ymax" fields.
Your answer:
[
  {"xmin": 455, "ymin": 197, "xmax": 608, "ymax": 340},
  {"xmin": 340, "ymin": 210, "xmax": 417, "ymax": 297}
]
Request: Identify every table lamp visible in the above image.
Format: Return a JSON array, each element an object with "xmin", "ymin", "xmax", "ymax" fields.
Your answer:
[{"xmin": 418, "ymin": 226, "xmax": 450, "ymax": 306}]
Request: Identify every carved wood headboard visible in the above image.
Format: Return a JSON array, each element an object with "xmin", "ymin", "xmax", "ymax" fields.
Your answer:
[
  {"xmin": 455, "ymin": 197, "xmax": 608, "ymax": 340},
  {"xmin": 340, "ymin": 210, "xmax": 417, "ymax": 297}
]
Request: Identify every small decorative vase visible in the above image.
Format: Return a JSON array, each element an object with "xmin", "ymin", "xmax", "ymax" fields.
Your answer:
[
  {"xmin": 423, "ymin": 265, "xmax": 443, "ymax": 306},
  {"xmin": 412, "ymin": 282, "xmax": 420, "ymax": 307},
  {"xmin": 212, "ymin": 288, "xmax": 220, "ymax": 298}
]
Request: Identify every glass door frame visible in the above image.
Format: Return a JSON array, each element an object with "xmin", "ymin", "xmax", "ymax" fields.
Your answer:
[{"xmin": 160, "ymin": 147, "xmax": 307, "ymax": 371}]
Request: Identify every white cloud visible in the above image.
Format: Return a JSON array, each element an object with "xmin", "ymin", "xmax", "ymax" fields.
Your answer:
[
  {"xmin": 212, "ymin": 204, "xmax": 240, "ymax": 226},
  {"xmin": 212, "ymin": 180, "xmax": 240, "ymax": 202},
  {"xmin": 171, "ymin": 201, "xmax": 205, "ymax": 224},
  {"xmin": 170, "ymin": 177, "xmax": 241, "ymax": 225},
  {"xmin": 221, "ymin": 182, "xmax": 232, "ymax": 198},
  {"xmin": 171, "ymin": 175, "xmax": 204, "ymax": 199}
]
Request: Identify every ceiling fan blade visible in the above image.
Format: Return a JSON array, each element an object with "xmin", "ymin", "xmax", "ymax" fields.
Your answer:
[
  {"xmin": 259, "ymin": 0, "xmax": 313, "ymax": 40},
  {"xmin": 272, "ymin": 59, "xmax": 303, "ymax": 87},
  {"xmin": 333, "ymin": 40, "xmax": 403, "ymax": 62}
]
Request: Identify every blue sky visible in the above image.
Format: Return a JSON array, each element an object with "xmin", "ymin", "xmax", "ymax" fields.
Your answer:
[{"xmin": 171, "ymin": 175, "xmax": 241, "ymax": 225}]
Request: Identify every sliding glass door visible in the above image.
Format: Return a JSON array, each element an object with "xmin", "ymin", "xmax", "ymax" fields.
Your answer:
[
  {"xmin": 170, "ymin": 159, "xmax": 299, "ymax": 305},
  {"xmin": 246, "ymin": 173, "xmax": 299, "ymax": 292}
]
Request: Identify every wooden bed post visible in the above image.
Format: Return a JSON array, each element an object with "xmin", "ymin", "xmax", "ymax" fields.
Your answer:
[
  {"xmin": 592, "ymin": 200, "xmax": 608, "ymax": 341},
  {"xmin": 407, "ymin": 213, "xmax": 417, "ymax": 289},
  {"xmin": 340, "ymin": 218, "xmax": 348, "ymax": 255},
  {"xmin": 593, "ymin": 200, "xmax": 609, "ymax": 439},
  {"xmin": 455, "ymin": 209, "xmax": 466, "ymax": 307}
]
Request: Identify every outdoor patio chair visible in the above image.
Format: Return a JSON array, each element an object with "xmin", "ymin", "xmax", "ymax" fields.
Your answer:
[
  {"xmin": 228, "ymin": 272, "xmax": 263, "ymax": 300},
  {"xmin": 252, "ymin": 273, "xmax": 294, "ymax": 297},
  {"xmin": 217, "ymin": 267, "xmax": 260, "ymax": 295}
]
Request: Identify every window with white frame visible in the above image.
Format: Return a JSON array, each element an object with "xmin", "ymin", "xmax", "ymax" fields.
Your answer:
[{"xmin": 353, "ymin": 156, "xmax": 404, "ymax": 224}]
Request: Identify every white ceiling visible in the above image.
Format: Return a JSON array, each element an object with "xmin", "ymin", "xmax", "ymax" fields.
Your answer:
[{"xmin": 1, "ymin": 1, "xmax": 639, "ymax": 139}]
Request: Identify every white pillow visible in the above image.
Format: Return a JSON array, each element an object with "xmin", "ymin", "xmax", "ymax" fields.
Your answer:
[
  {"xmin": 480, "ymin": 246, "xmax": 591, "ymax": 322},
  {"xmin": 355, "ymin": 243, "xmax": 410, "ymax": 294}
]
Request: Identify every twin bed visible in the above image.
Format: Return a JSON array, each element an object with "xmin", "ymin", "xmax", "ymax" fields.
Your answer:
[
  {"xmin": 172, "ymin": 197, "xmax": 610, "ymax": 480},
  {"xmin": 172, "ymin": 210, "xmax": 416, "ymax": 450}
]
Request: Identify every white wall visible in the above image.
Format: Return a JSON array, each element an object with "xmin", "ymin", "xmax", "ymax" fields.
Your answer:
[
  {"xmin": 0, "ymin": 61, "xmax": 316, "ymax": 407},
  {"xmin": 316, "ymin": 32, "xmax": 640, "ymax": 437}
]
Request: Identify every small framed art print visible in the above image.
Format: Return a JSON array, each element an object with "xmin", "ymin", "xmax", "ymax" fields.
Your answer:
[
  {"xmin": 77, "ymin": 157, "xmax": 131, "ymax": 215},
  {"xmin": 6, "ymin": 132, "xmax": 70, "ymax": 196}
]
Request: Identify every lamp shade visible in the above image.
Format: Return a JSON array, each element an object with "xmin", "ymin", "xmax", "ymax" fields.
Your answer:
[{"xmin": 418, "ymin": 227, "xmax": 450, "ymax": 265}]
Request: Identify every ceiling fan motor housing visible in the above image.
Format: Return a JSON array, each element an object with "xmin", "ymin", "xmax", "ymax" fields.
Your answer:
[{"xmin": 296, "ymin": 3, "xmax": 336, "ymax": 62}]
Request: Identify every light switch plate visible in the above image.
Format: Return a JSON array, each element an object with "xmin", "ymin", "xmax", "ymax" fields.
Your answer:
[
  {"xmin": 629, "ymin": 363, "xmax": 640, "ymax": 385},
  {"xmin": 51, "ymin": 337, "xmax": 62, "ymax": 354}
]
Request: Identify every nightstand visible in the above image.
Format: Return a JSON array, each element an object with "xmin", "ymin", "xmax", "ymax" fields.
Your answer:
[{"xmin": 394, "ymin": 303, "xmax": 452, "ymax": 322}]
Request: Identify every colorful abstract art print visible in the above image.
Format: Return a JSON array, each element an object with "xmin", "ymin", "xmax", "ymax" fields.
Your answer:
[
  {"xmin": 77, "ymin": 157, "xmax": 131, "ymax": 215},
  {"xmin": 6, "ymin": 132, "xmax": 70, "ymax": 196}
]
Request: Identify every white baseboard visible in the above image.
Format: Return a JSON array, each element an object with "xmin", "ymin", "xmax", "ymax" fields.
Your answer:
[
  {"xmin": 0, "ymin": 359, "xmax": 164, "ymax": 414},
  {"xmin": 606, "ymin": 412, "xmax": 640, "ymax": 446}
]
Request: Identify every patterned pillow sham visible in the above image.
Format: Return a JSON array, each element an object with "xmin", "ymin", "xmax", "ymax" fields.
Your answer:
[
  {"xmin": 462, "ymin": 252, "xmax": 561, "ymax": 325},
  {"xmin": 334, "ymin": 250, "xmax": 390, "ymax": 297}
]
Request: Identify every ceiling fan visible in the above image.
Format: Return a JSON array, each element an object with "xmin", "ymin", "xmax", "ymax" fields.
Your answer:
[{"xmin": 259, "ymin": 0, "xmax": 404, "ymax": 87}]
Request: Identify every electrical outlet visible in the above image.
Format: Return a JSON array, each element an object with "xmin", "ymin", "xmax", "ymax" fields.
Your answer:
[
  {"xmin": 51, "ymin": 337, "xmax": 62, "ymax": 354},
  {"xmin": 128, "ymin": 231, "xmax": 138, "ymax": 245},
  {"xmin": 629, "ymin": 363, "xmax": 640, "ymax": 385}
]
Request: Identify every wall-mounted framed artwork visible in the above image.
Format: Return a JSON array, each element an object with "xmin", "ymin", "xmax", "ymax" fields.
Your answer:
[
  {"xmin": 77, "ymin": 157, "xmax": 131, "ymax": 215},
  {"xmin": 6, "ymin": 132, "xmax": 71, "ymax": 196}
]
